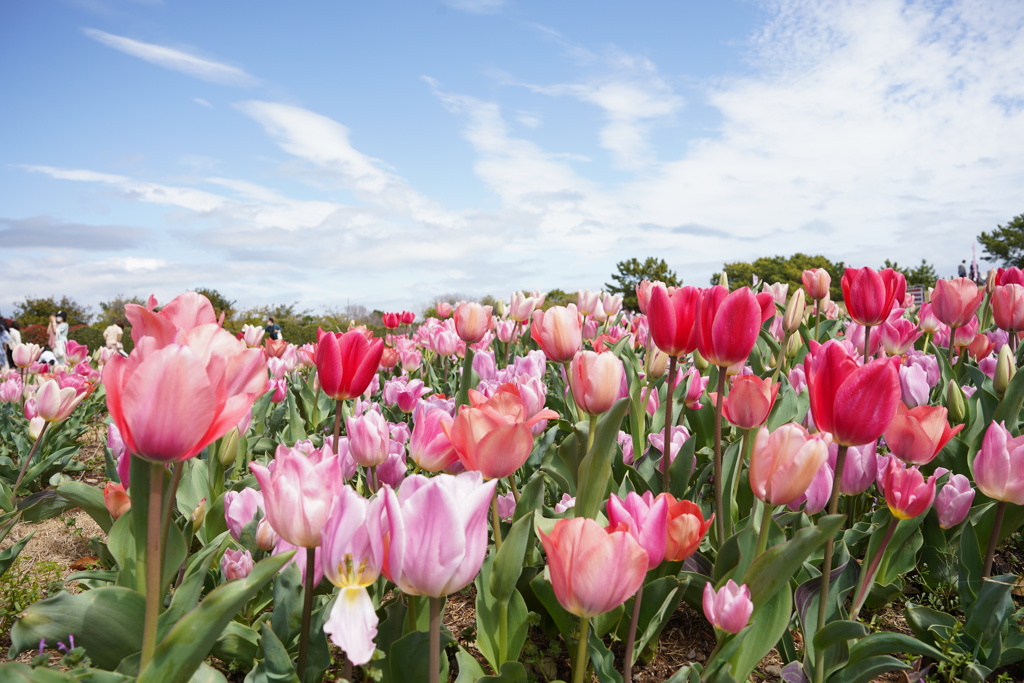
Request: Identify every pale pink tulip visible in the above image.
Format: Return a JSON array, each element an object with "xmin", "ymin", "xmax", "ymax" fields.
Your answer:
[
  {"xmin": 346, "ymin": 409, "xmax": 391, "ymax": 467},
  {"xmin": 703, "ymin": 580, "xmax": 753, "ymax": 634},
  {"xmin": 221, "ymin": 548, "xmax": 254, "ymax": 581},
  {"xmin": 750, "ymin": 423, "xmax": 831, "ymax": 505},
  {"xmin": 251, "ymin": 444, "xmax": 344, "ymax": 547}
]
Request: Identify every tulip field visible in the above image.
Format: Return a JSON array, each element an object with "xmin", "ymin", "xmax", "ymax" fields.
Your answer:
[{"xmin": 3, "ymin": 267, "xmax": 1024, "ymax": 683}]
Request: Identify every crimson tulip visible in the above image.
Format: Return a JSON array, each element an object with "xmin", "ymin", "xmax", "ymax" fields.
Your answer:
[
  {"xmin": 841, "ymin": 267, "xmax": 906, "ymax": 327},
  {"xmin": 315, "ymin": 328, "xmax": 384, "ymax": 401},
  {"xmin": 647, "ymin": 285, "xmax": 700, "ymax": 356},
  {"xmin": 695, "ymin": 286, "xmax": 762, "ymax": 368}
]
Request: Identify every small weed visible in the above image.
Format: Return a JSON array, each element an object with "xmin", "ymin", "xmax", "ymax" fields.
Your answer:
[{"xmin": 0, "ymin": 558, "xmax": 64, "ymax": 632}]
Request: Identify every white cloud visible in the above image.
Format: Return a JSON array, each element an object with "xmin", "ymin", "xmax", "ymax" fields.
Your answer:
[
  {"xmin": 442, "ymin": 0, "xmax": 505, "ymax": 14},
  {"xmin": 82, "ymin": 28, "xmax": 259, "ymax": 86}
]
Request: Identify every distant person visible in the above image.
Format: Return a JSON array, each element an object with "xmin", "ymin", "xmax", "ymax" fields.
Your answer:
[
  {"xmin": 969, "ymin": 261, "xmax": 979, "ymax": 282},
  {"xmin": 48, "ymin": 312, "xmax": 69, "ymax": 364},
  {"xmin": 6, "ymin": 320, "xmax": 20, "ymax": 368},
  {"xmin": 0, "ymin": 318, "xmax": 10, "ymax": 370},
  {"xmin": 958, "ymin": 260, "xmax": 967, "ymax": 278},
  {"xmin": 104, "ymin": 319, "xmax": 124, "ymax": 350},
  {"xmin": 264, "ymin": 317, "xmax": 283, "ymax": 341}
]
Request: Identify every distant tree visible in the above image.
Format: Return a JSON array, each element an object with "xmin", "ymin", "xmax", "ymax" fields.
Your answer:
[
  {"xmin": 193, "ymin": 287, "xmax": 236, "ymax": 322},
  {"xmin": 13, "ymin": 296, "xmax": 92, "ymax": 326},
  {"xmin": 880, "ymin": 259, "xmax": 939, "ymax": 287},
  {"xmin": 605, "ymin": 257, "xmax": 682, "ymax": 311},
  {"xmin": 719, "ymin": 254, "xmax": 843, "ymax": 299},
  {"xmin": 978, "ymin": 213, "xmax": 1024, "ymax": 268},
  {"xmin": 96, "ymin": 294, "xmax": 145, "ymax": 327},
  {"xmin": 321, "ymin": 304, "xmax": 371, "ymax": 330},
  {"xmin": 542, "ymin": 289, "xmax": 575, "ymax": 309},
  {"xmin": 237, "ymin": 302, "xmax": 314, "ymax": 328}
]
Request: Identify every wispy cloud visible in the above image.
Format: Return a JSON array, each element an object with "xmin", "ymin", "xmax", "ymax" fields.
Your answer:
[
  {"xmin": 82, "ymin": 28, "xmax": 259, "ymax": 86},
  {"xmin": 0, "ymin": 216, "xmax": 151, "ymax": 249},
  {"xmin": 442, "ymin": 0, "xmax": 506, "ymax": 15}
]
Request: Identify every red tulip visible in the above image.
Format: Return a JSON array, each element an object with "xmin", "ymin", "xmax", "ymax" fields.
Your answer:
[
  {"xmin": 883, "ymin": 404, "xmax": 962, "ymax": 465},
  {"xmin": 841, "ymin": 267, "xmax": 906, "ymax": 327},
  {"xmin": 721, "ymin": 375, "xmax": 779, "ymax": 429},
  {"xmin": 647, "ymin": 285, "xmax": 700, "ymax": 356},
  {"xmin": 997, "ymin": 267, "xmax": 1024, "ymax": 287},
  {"xmin": 382, "ymin": 312, "xmax": 401, "ymax": 329},
  {"xmin": 539, "ymin": 517, "xmax": 647, "ymax": 618},
  {"xmin": 315, "ymin": 328, "xmax": 384, "ymax": 401},
  {"xmin": 695, "ymin": 286, "xmax": 762, "ymax": 367},
  {"xmin": 805, "ymin": 340, "xmax": 900, "ymax": 447},
  {"xmin": 931, "ymin": 278, "xmax": 984, "ymax": 329},
  {"xmin": 104, "ymin": 325, "xmax": 268, "ymax": 462}
]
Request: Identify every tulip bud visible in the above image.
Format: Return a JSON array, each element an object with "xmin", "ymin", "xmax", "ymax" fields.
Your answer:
[
  {"xmin": 644, "ymin": 345, "xmax": 669, "ymax": 379},
  {"xmin": 191, "ymin": 498, "xmax": 207, "ymax": 534},
  {"xmin": 218, "ymin": 428, "xmax": 241, "ymax": 468},
  {"xmin": 28, "ymin": 416, "xmax": 45, "ymax": 441},
  {"xmin": 946, "ymin": 379, "xmax": 966, "ymax": 424},
  {"xmin": 782, "ymin": 289, "xmax": 806, "ymax": 334},
  {"xmin": 785, "ymin": 332, "xmax": 802, "ymax": 359},
  {"xmin": 494, "ymin": 298, "xmax": 507, "ymax": 318},
  {"xmin": 692, "ymin": 349, "xmax": 708, "ymax": 372},
  {"xmin": 718, "ymin": 271, "xmax": 729, "ymax": 288},
  {"xmin": 256, "ymin": 517, "xmax": 279, "ymax": 551},
  {"xmin": 987, "ymin": 268, "xmax": 998, "ymax": 294},
  {"xmin": 994, "ymin": 344, "xmax": 1016, "ymax": 398}
]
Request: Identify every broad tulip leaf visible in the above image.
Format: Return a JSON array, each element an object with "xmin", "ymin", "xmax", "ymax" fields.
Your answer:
[
  {"xmin": 477, "ymin": 555, "xmax": 529, "ymax": 670},
  {"xmin": 724, "ymin": 583, "xmax": 792, "ymax": 682},
  {"xmin": 10, "ymin": 586, "xmax": 145, "ymax": 669},
  {"xmin": 745, "ymin": 514, "xmax": 845, "ymax": 604},
  {"xmin": 210, "ymin": 621, "xmax": 260, "ymax": 667},
  {"xmin": 158, "ymin": 531, "xmax": 231, "ymax": 639},
  {"xmin": 454, "ymin": 647, "xmax": 487, "ymax": 682},
  {"xmin": 845, "ymin": 631, "xmax": 947, "ymax": 665},
  {"xmin": 530, "ymin": 573, "xmax": 575, "ymax": 637},
  {"xmin": 0, "ymin": 531, "xmax": 33, "ymax": 576},
  {"xmin": 55, "ymin": 481, "xmax": 114, "ymax": 533},
  {"xmin": 248, "ymin": 622, "xmax": 300, "ymax": 683},
  {"xmin": 994, "ymin": 362, "xmax": 1024, "ymax": 428},
  {"xmin": 575, "ymin": 398, "xmax": 630, "ymax": 519},
  {"xmin": 479, "ymin": 661, "xmax": 528, "ymax": 682},
  {"xmin": 812, "ymin": 620, "xmax": 868, "ymax": 651},
  {"xmin": 390, "ymin": 629, "xmax": 453, "ymax": 683},
  {"xmin": 586, "ymin": 629, "xmax": 623, "ymax": 683},
  {"xmin": 825, "ymin": 655, "xmax": 910, "ymax": 683},
  {"xmin": 631, "ymin": 577, "xmax": 686, "ymax": 666},
  {"xmin": 270, "ymin": 562, "xmax": 304, "ymax": 648},
  {"xmin": 137, "ymin": 551, "xmax": 292, "ymax": 683},
  {"xmin": 512, "ymin": 471, "xmax": 546, "ymax": 523},
  {"xmin": 489, "ymin": 515, "xmax": 533, "ymax": 604}
]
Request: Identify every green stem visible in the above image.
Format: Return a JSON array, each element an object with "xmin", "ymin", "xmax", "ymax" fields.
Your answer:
[
  {"xmin": 814, "ymin": 299, "xmax": 820, "ymax": 342},
  {"xmin": 333, "ymin": 399, "xmax": 343, "ymax": 453},
  {"xmin": 13, "ymin": 420, "xmax": 48, "ymax": 493},
  {"xmin": 947, "ymin": 326, "xmax": 958, "ymax": 367},
  {"xmin": 160, "ymin": 462, "xmax": 184, "ymax": 553},
  {"xmin": 713, "ymin": 370, "xmax": 727, "ymax": 544},
  {"xmin": 755, "ymin": 501, "xmax": 774, "ymax": 557},
  {"xmin": 491, "ymin": 489, "xmax": 503, "ymax": 551},
  {"xmin": 509, "ymin": 477, "xmax": 521, "ymax": 504},
  {"xmin": 429, "ymin": 596, "xmax": 442, "ymax": 683},
  {"xmin": 573, "ymin": 616, "xmax": 590, "ymax": 683},
  {"xmin": 983, "ymin": 501, "xmax": 1007, "ymax": 579},
  {"xmin": 730, "ymin": 429, "xmax": 755, "ymax": 538},
  {"xmin": 498, "ymin": 599, "xmax": 508, "ymax": 665},
  {"xmin": 140, "ymin": 461, "xmax": 165, "ymax": 669},
  {"xmin": 587, "ymin": 414, "xmax": 597, "ymax": 452},
  {"xmin": 813, "ymin": 445, "xmax": 847, "ymax": 683},
  {"xmin": 296, "ymin": 546, "xmax": 316, "ymax": 680},
  {"xmin": 862, "ymin": 325, "xmax": 872, "ymax": 364},
  {"xmin": 455, "ymin": 348, "xmax": 476, "ymax": 408},
  {"xmin": 849, "ymin": 516, "xmax": 897, "ymax": 621},
  {"xmin": 623, "ymin": 583, "xmax": 645, "ymax": 683},
  {"xmin": 663, "ymin": 356, "xmax": 677, "ymax": 492},
  {"xmin": 772, "ymin": 332, "xmax": 790, "ymax": 383}
]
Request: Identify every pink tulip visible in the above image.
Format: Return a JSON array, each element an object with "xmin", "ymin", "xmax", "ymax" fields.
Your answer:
[
  {"xmin": 273, "ymin": 538, "xmax": 322, "ymax": 585},
  {"xmin": 647, "ymin": 285, "xmax": 700, "ymax": 357},
  {"xmin": 321, "ymin": 486, "xmax": 385, "ymax": 666},
  {"xmin": 695, "ymin": 286, "xmax": 762, "ymax": 368},
  {"xmin": 12, "ymin": 343, "xmax": 43, "ymax": 369},
  {"xmin": 722, "ymin": 375, "xmax": 779, "ymax": 429},
  {"xmin": 568, "ymin": 350, "xmax": 625, "ymax": 415},
  {"xmin": 935, "ymin": 474, "xmax": 974, "ymax": 529},
  {"xmin": 125, "ymin": 291, "xmax": 218, "ymax": 346},
  {"xmin": 409, "ymin": 405, "xmax": 459, "ymax": 472},
  {"xmin": 64, "ymin": 340, "xmax": 89, "ymax": 365},
  {"xmin": 880, "ymin": 458, "xmax": 936, "ymax": 520},
  {"xmin": 454, "ymin": 302, "xmax": 493, "ymax": 344},
  {"xmin": 932, "ymin": 278, "xmax": 984, "ymax": 329},
  {"xmin": 898, "ymin": 363, "xmax": 931, "ymax": 408},
  {"xmin": 703, "ymin": 580, "xmax": 753, "ymax": 634},
  {"xmin": 0, "ymin": 378, "xmax": 21, "ymax": 403},
  {"xmin": 315, "ymin": 329, "xmax": 384, "ymax": 401},
  {"xmin": 251, "ymin": 444, "xmax": 344, "ymax": 547},
  {"xmin": 606, "ymin": 491, "xmax": 669, "ymax": 570},
  {"xmin": 877, "ymin": 317, "xmax": 922, "ymax": 355},
  {"xmin": 240, "ymin": 324, "xmax": 265, "ymax": 348},
  {"xmin": 540, "ymin": 517, "xmax": 647, "ymax": 618},
  {"xmin": 997, "ymin": 267, "xmax": 1024, "ymax": 286},
  {"xmin": 883, "ymin": 404, "xmax": 962, "ymax": 466},
  {"xmin": 223, "ymin": 487, "xmax": 264, "ymax": 541},
  {"xmin": 34, "ymin": 379, "xmax": 85, "ymax": 422},
  {"xmin": 602, "ymin": 292, "xmax": 623, "ymax": 318},
  {"xmin": 802, "ymin": 269, "xmax": 831, "ymax": 300},
  {"xmin": 221, "ymin": 548, "xmax": 254, "ymax": 581},
  {"xmin": 787, "ymin": 461, "xmax": 832, "ymax": 514},
  {"xmin": 530, "ymin": 305, "xmax": 582, "ymax": 362},
  {"xmin": 750, "ymin": 424, "xmax": 831, "ymax": 506},
  {"xmin": 635, "ymin": 280, "xmax": 665, "ymax": 314},
  {"xmin": 577, "ymin": 289, "xmax": 600, "ymax": 317},
  {"xmin": 992, "ymin": 284, "xmax": 1024, "ymax": 332},
  {"xmin": 973, "ymin": 421, "xmax": 1024, "ymax": 505},
  {"xmin": 346, "ymin": 409, "xmax": 391, "ymax": 468},
  {"xmin": 508, "ymin": 292, "xmax": 541, "ymax": 323},
  {"xmin": 828, "ymin": 440, "xmax": 877, "ymax": 495},
  {"xmin": 841, "ymin": 267, "xmax": 906, "ymax": 327},
  {"xmin": 104, "ymin": 324, "xmax": 268, "ymax": 462},
  {"xmin": 917, "ymin": 304, "xmax": 946, "ymax": 336},
  {"xmin": 805, "ymin": 340, "xmax": 900, "ymax": 447},
  {"xmin": 435, "ymin": 302, "xmax": 453, "ymax": 319},
  {"xmin": 382, "ymin": 471, "xmax": 496, "ymax": 597}
]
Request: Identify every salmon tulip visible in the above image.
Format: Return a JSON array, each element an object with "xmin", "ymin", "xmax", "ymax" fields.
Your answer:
[
  {"xmin": 750, "ymin": 423, "xmax": 831, "ymax": 505},
  {"xmin": 568, "ymin": 350, "xmax": 625, "ymax": 415},
  {"xmin": 721, "ymin": 375, "xmax": 779, "ymax": 429},
  {"xmin": 932, "ymin": 278, "xmax": 984, "ymax": 329},
  {"xmin": 883, "ymin": 404, "xmax": 962, "ymax": 465}
]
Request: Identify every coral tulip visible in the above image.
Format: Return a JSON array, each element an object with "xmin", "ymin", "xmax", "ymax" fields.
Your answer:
[
  {"xmin": 973, "ymin": 421, "xmax": 1024, "ymax": 505},
  {"xmin": 721, "ymin": 375, "xmax": 779, "ymax": 429},
  {"xmin": 315, "ymin": 328, "xmax": 384, "ymax": 401},
  {"xmin": 103, "ymin": 325, "xmax": 268, "ymax": 462},
  {"xmin": 382, "ymin": 471, "xmax": 496, "ymax": 597},
  {"xmin": 932, "ymin": 278, "xmax": 984, "ymax": 329},
  {"xmin": 663, "ymin": 495, "xmax": 713, "ymax": 561},
  {"xmin": 568, "ymin": 350, "xmax": 625, "ymax": 415},
  {"xmin": 883, "ymin": 404, "xmax": 962, "ymax": 466},
  {"xmin": 703, "ymin": 580, "xmax": 753, "ymax": 634},
  {"xmin": 530, "ymin": 305, "xmax": 582, "ymax": 362},
  {"xmin": 539, "ymin": 517, "xmax": 647, "ymax": 618},
  {"xmin": 880, "ymin": 458, "xmax": 936, "ymax": 520},
  {"xmin": 251, "ymin": 444, "xmax": 344, "ymax": 547},
  {"xmin": 606, "ymin": 491, "xmax": 669, "ymax": 570},
  {"xmin": 103, "ymin": 482, "xmax": 131, "ymax": 519},
  {"xmin": 841, "ymin": 267, "xmax": 906, "ymax": 327},
  {"xmin": 750, "ymin": 423, "xmax": 831, "ymax": 505},
  {"xmin": 454, "ymin": 302, "xmax": 492, "ymax": 344},
  {"xmin": 804, "ymin": 340, "xmax": 900, "ymax": 447},
  {"xmin": 695, "ymin": 286, "xmax": 762, "ymax": 367},
  {"xmin": 647, "ymin": 285, "xmax": 700, "ymax": 356}
]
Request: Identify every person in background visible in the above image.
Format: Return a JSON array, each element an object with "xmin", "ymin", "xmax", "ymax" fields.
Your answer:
[
  {"xmin": 958, "ymin": 260, "xmax": 967, "ymax": 278},
  {"xmin": 6, "ymin": 320, "xmax": 20, "ymax": 368},
  {"xmin": 104, "ymin": 319, "xmax": 125, "ymax": 350},
  {"xmin": 0, "ymin": 318, "xmax": 10, "ymax": 370},
  {"xmin": 264, "ymin": 316, "xmax": 283, "ymax": 341},
  {"xmin": 48, "ymin": 311, "xmax": 68, "ymax": 364}
]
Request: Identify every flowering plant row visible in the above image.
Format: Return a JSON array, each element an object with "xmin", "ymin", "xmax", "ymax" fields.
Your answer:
[{"xmin": 1, "ymin": 266, "xmax": 1023, "ymax": 683}]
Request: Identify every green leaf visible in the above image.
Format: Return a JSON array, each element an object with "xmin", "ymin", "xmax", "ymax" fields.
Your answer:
[
  {"xmin": 813, "ymin": 620, "xmax": 868, "ymax": 651},
  {"xmin": 575, "ymin": 398, "xmax": 631, "ymax": 519},
  {"xmin": 0, "ymin": 531, "xmax": 33, "ymax": 576},
  {"xmin": 512, "ymin": 471, "xmax": 546, "ymax": 523},
  {"xmin": 628, "ymin": 576, "xmax": 685, "ymax": 666},
  {"xmin": 845, "ymin": 631, "xmax": 948, "ymax": 665},
  {"xmin": 137, "ymin": 551, "xmax": 293, "ymax": 683},
  {"xmin": 904, "ymin": 603, "xmax": 958, "ymax": 648},
  {"xmin": 824, "ymin": 655, "xmax": 910, "ymax": 683},
  {"xmin": 586, "ymin": 629, "xmax": 623, "ymax": 683},
  {"xmin": 477, "ymin": 555, "xmax": 529, "ymax": 670},
  {"xmin": 210, "ymin": 621, "xmax": 260, "ymax": 667},
  {"xmin": 489, "ymin": 515, "xmax": 533, "ymax": 604},
  {"xmin": 530, "ymin": 573, "xmax": 575, "ymax": 637},
  {"xmin": 724, "ymin": 582, "xmax": 792, "ymax": 682},
  {"xmin": 270, "ymin": 562, "xmax": 304, "ymax": 648},
  {"xmin": 10, "ymin": 586, "xmax": 145, "ymax": 670},
  {"xmin": 55, "ymin": 481, "xmax": 115, "ymax": 533},
  {"xmin": 965, "ymin": 573, "xmax": 1016, "ymax": 644},
  {"xmin": 480, "ymin": 661, "xmax": 529, "ymax": 682},
  {"xmin": 158, "ymin": 531, "xmax": 231, "ymax": 639},
  {"xmin": 746, "ymin": 515, "xmax": 845, "ymax": 604},
  {"xmin": 254, "ymin": 621, "xmax": 301, "ymax": 683},
  {"xmin": 389, "ymin": 629, "xmax": 453, "ymax": 683},
  {"xmin": 454, "ymin": 647, "xmax": 487, "ymax": 682},
  {"xmin": 994, "ymin": 362, "xmax": 1024, "ymax": 427}
]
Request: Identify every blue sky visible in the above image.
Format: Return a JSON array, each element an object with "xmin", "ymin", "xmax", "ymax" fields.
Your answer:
[{"xmin": 2, "ymin": 0, "xmax": 1022, "ymax": 319}]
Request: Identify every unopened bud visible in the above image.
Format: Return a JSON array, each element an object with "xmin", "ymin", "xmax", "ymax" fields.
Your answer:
[
  {"xmin": 256, "ymin": 517, "xmax": 279, "ymax": 551},
  {"xmin": 785, "ymin": 332, "xmax": 802, "ymax": 359},
  {"xmin": 494, "ymin": 298, "xmax": 507, "ymax": 318},
  {"xmin": 218, "ymin": 428, "xmax": 240, "ymax": 468},
  {"xmin": 994, "ymin": 344, "xmax": 1016, "ymax": 398},
  {"xmin": 718, "ymin": 271, "xmax": 729, "ymax": 288},
  {"xmin": 946, "ymin": 379, "xmax": 966, "ymax": 424},
  {"xmin": 987, "ymin": 268, "xmax": 998, "ymax": 294},
  {"xmin": 191, "ymin": 498, "xmax": 207, "ymax": 534},
  {"xmin": 783, "ymin": 289, "xmax": 806, "ymax": 334},
  {"xmin": 692, "ymin": 349, "xmax": 709, "ymax": 372},
  {"xmin": 28, "ymin": 416, "xmax": 45, "ymax": 441},
  {"xmin": 645, "ymin": 346, "xmax": 669, "ymax": 379}
]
